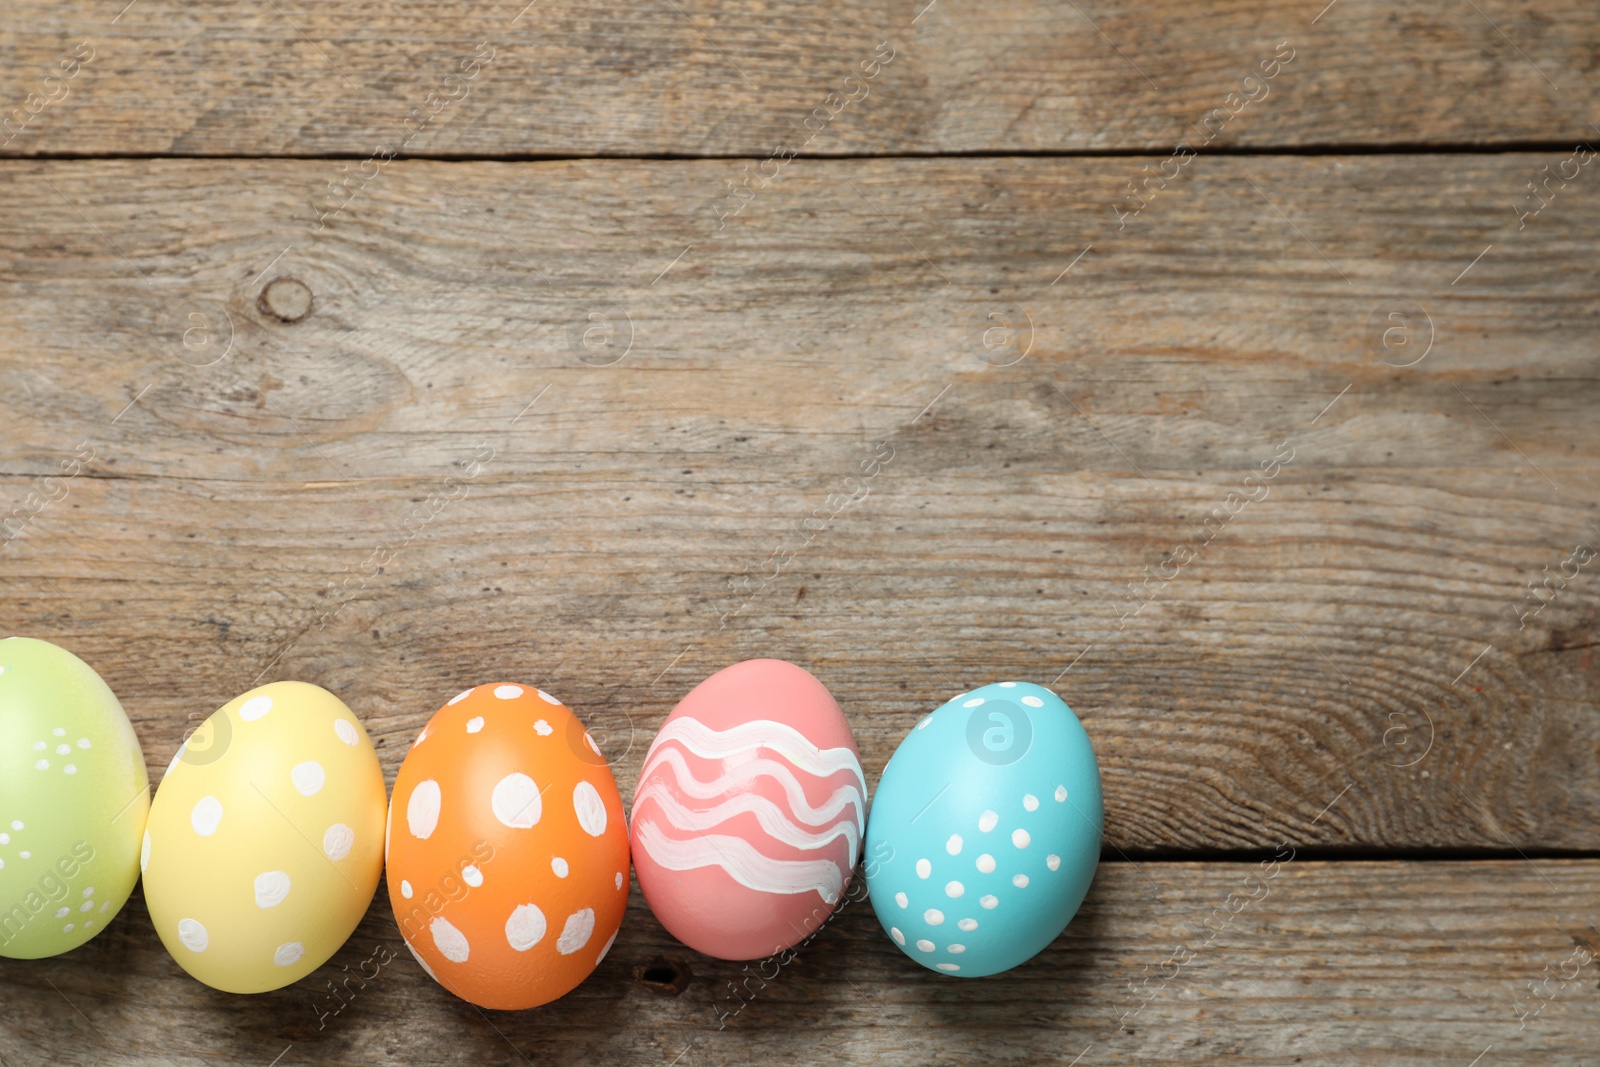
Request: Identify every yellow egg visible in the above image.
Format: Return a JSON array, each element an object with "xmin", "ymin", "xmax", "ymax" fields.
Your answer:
[{"xmin": 142, "ymin": 681, "xmax": 386, "ymax": 993}]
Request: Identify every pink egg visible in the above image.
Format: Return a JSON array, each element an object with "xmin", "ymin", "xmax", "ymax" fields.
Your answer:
[{"xmin": 629, "ymin": 659, "xmax": 866, "ymax": 960}]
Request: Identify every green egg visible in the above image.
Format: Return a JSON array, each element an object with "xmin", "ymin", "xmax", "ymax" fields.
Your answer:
[{"xmin": 0, "ymin": 637, "xmax": 149, "ymax": 958}]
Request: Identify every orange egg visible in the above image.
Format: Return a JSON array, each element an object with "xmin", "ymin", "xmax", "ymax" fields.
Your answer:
[{"xmin": 385, "ymin": 684, "xmax": 629, "ymax": 1010}]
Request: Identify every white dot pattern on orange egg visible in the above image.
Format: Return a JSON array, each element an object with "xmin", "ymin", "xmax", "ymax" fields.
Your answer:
[
  {"xmin": 386, "ymin": 684, "xmax": 632, "ymax": 1010},
  {"xmin": 572, "ymin": 782, "xmax": 607, "ymax": 837},
  {"xmin": 432, "ymin": 917, "xmax": 470, "ymax": 962},
  {"xmin": 141, "ymin": 681, "xmax": 386, "ymax": 994},
  {"xmin": 556, "ymin": 909, "xmax": 594, "ymax": 955},
  {"xmin": 506, "ymin": 903, "xmax": 546, "ymax": 951},
  {"xmin": 491, "ymin": 773, "xmax": 541, "ymax": 829},
  {"xmin": 408, "ymin": 780, "xmax": 442, "ymax": 839}
]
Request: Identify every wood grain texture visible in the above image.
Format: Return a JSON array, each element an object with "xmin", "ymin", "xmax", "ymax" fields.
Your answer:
[
  {"xmin": 0, "ymin": 860, "xmax": 1595, "ymax": 1064},
  {"xmin": 3, "ymin": 0, "xmax": 1599, "ymax": 1056},
  {"xmin": 0, "ymin": 155, "xmax": 1596, "ymax": 853},
  {"xmin": 1, "ymin": 1, "xmax": 1598, "ymax": 157}
]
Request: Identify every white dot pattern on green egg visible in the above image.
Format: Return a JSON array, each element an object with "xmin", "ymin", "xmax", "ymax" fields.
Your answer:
[
  {"xmin": 0, "ymin": 638, "xmax": 150, "ymax": 959},
  {"xmin": 864, "ymin": 682, "xmax": 1103, "ymax": 977},
  {"xmin": 142, "ymin": 681, "xmax": 386, "ymax": 993}
]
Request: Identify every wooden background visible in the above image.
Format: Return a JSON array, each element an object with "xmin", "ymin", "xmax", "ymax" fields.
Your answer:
[{"xmin": 2, "ymin": 1, "xmax": 1599, "ymax": 1063}]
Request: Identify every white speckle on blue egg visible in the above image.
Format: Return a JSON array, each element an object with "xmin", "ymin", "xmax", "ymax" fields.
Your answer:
[{"xmin": 865, "ymin": 681, "xmax": 1103, "ymax": 977}]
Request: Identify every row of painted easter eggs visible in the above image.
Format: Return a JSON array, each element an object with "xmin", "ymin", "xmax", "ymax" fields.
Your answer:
[{"xmin": 0, "ymin": 639, "xmax": 1103, "ymax": 1008}]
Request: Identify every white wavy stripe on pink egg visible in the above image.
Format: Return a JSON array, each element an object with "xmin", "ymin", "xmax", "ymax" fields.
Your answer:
[
  {"xmin": 635, "ymin": 822, "xmax": 851, "ymax": 903},
  {"xmin": 641, "ymin": 716, "xmax": 867, "ymax": 794},
  {"xmin": 637, "ymin": 748, "xmax": 865, "ymax": 835},
  {"xmin": 635, "ymin": 716, "xmax": 865, "ymax": 905},
  {"xmin": 634, "ymin": 779, "xmax": 862, "ymax": 854}
]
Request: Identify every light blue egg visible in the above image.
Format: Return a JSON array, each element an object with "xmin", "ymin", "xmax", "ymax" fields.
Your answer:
[{"xmin": 864, "ymin": 681, "xmax": 1102, "ymax": 977}]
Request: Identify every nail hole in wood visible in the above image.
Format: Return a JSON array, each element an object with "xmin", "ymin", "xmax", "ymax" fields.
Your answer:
[{"xmin": 635, "ymin": 957, "xmax": 691, "ymax": 995}]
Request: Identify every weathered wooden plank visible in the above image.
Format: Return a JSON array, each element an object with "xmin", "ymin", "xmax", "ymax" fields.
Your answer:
[
  {"xmin": 0, "ymin": 860, "xmax": 1594, "ymax": 1064},
  {"xmin": 0, "ymin": 155, "xmax": 1596, "ymax": 853},
  {"xmin": 1, "ymin": 1, "xmax": 1597, "ymax": 157}
]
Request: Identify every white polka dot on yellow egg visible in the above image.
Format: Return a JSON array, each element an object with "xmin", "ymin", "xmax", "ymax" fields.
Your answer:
[{"xmin": 141, "ymin": 681, "xmax": 387, "ymax": 994}]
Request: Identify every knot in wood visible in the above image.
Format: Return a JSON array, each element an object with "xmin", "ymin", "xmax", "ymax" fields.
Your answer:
[{"xmin": 258, "ymin": 276, "xmax": 313, "ymax": 322}]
